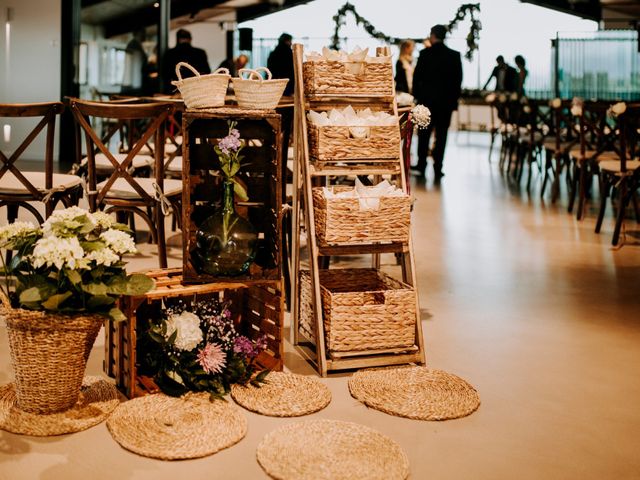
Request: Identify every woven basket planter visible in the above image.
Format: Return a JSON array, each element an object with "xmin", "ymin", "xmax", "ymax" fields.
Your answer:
[
  {"xmin": 172, "ymin": 62, "xmax": 230, "ymax": 109},
  {"xmin": 312, "ymin": 186, "xmax": 411, "ymax": 246},
  {"xmin": 303, "ymin": 60, "xmax": 394, "ymax": 97},
  {"xmin": 2, "ymin": 300, "xmax": 104, "ymax": 414},
  {"xmin": 300, "ymin": 269, "xmax": 416, "ymax": 354},
  {"xmin": 233, "ymin": 67, "xmax": 288, "ymax": 110},
  {"xmin": 308, "ymin": 124, "xmax": 400, "ymax": 162}
]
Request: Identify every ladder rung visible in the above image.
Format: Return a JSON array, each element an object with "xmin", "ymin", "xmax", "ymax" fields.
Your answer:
[{"xmin": 318, "ymin": 242, "xmax": 408, "ymax": 256}]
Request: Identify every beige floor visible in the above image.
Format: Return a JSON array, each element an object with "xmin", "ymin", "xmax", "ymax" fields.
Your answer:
[{"xmin": 1, "ymin": 132, "xmax": 640, "ymax": 480}]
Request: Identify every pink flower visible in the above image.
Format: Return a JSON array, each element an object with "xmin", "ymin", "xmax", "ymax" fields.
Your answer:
[{"xmin": 197, "ymin": 343, "xmax": 227, "ymax": 374}]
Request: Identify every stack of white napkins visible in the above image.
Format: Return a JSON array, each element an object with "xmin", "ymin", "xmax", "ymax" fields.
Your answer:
[
  {"xmin": 323, "ymin": 179, "xmax": 404, "ymax": 211},
  {"xmin": 308, "ymin": 106, "xmax": 398, "ymax": 128},
  {"xmin": 305, "ymin": 46, "xmax": 390, "ymax": 64}
]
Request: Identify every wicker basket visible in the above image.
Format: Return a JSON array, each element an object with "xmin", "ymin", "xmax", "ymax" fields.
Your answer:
[
  {"xmin": 303, "ymin": 60, "xmax": 394, "ymax": 97},
  {"xmin": 233, "ymin": 67, "xmax": 288, "ymax": 110},
  {"xmin": 312, "ymin": 186, "xmax": 410, "ymax": 245},
  {"xmin": 1, "ymin": 296, "xmax": 104, "ymax": 414},
  {"xmin": 172, "ymin": 62, "xmax": 230, "ymax": 109},
  {"xmin": 308, "ymin": 124, "xmax": 400, "ymax": 162},
  {"xmin": 299, "ymin": 269, "xmax": 416, "ymax": 353}
]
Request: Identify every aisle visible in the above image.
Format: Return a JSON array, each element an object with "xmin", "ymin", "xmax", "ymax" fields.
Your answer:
[{"xmin": 1, "ymin": 132, "xmax": 639, "ymax": 479}]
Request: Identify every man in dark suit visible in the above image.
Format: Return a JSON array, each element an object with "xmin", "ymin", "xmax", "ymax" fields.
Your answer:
[
  {"xmin": 163, "ymin": 29, "xmax": 211, "ymax": 94},
  {"xmin": 483, "ymin": 55, "xmax": 517, "ymax": 92},
  {"xmin": 267, "ymin": 33, "xmax": 294, "ymax": 96},
  {"xmin": 412, "ymin": 25, "xmax": 463, "ymax": 181}
]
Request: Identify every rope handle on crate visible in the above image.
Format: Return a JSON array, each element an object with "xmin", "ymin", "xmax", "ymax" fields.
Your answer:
[
  {"xmin": 174, "ymin": 62, "xmax": 229, "ymax": 81},
  {"xmin": 238, "ymin": 67, "xmax": 272, "ymax": 82}
]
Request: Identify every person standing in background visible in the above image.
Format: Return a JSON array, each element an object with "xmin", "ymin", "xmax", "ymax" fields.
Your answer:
[
  {"xmin": 267, "ymin": 33, "xmax": 294, "ymax": 96},
  {"xmin": 395, "ymin": 39, "xmax": 415, "ymax": 94},
  {"xmin": 163, "ymin": 29, "xmax": 211, "ymax": 93},
  {"xmin": 515, "ymin": 55, "xmax": 528, "ymax": 96},
  {"xmin": 121, "ymin": 30, "xmax": 148, "ymax": 95},
  {"xmin": 412, "ymin": 24, "xmax": 462, "ymax": 182},
  {"xmin": 218, "ymin": 54, "xmax": 249, "ymax": 78},
  {"xmin": 483, "ymin": 55, "xmax": 517, "ymax": 92}
]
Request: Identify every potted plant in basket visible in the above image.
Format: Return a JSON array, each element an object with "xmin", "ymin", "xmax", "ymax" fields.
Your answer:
[
  {"xmin": 194, "ymin": 120, "xmax": 258, "ymax": 276},
  {"xmin": 0, "ymin": 207, "xmax": 154, "ymax": 414}
]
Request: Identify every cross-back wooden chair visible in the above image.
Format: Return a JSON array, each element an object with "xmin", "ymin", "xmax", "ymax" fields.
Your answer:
[
  {"xmin": 0, "ymin": 102, "xmax": 83, "ymax": 224},
  {"xmin": 594, "ymin": 104, "xmax": 640, "ymax": 245},
  {"xmin": 541, "ymin": 100, "xmax": 579, "ymax": 202},
  {"xmin": 567, "ymin": 100, "xmax": 620, "ymax": 219},
  {"xmin": 68, "ymin": 98, "xmax": 182, "ymax": 268}
]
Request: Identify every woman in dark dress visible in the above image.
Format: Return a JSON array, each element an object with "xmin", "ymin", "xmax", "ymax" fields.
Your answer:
[
  {"xmin": 395, "ymin": 40, "xmax": 415, "ymax": 94},
  {"xmin": 515, "ymin": 55, "xmax": 528, "ymax": 96}
]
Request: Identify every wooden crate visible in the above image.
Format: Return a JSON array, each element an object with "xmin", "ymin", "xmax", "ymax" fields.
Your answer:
[
  {"xmin": 308, "ymin": 124, "xmax": 400, "ymax": 162},
  {"xmin": 104, "ymin": 268, "xmax": 284, "ymax": 398},
  {"xmin": 303, "ymin": 60, "xmax": 394, "ymax": 98},
  {"xmin": 182, "ymin": 109, "xmax": 282, "ymax": 284}
]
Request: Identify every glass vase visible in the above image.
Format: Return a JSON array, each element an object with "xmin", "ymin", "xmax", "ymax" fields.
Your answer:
[{"xmin": 194, "ymin": 180, "xmax": 258, "ymax": 276}]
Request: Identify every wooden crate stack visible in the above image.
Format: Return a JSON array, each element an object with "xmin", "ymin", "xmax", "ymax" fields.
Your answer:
[
  {"xmin": 291, "ymin": 44, "xmax": 426, "ymax": 376},
  {"xmin": 105, "ymin": 108, "xmax": 285, "ymax": 397}
]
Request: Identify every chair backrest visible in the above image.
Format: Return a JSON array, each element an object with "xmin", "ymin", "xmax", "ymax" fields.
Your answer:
[
  {"xmin": 0, "ymin": 102, "xmax": 64, "ymax": 199},
  {"xmin": 67, "ymin": 98, "xmax": 175, "ymax": 210}
]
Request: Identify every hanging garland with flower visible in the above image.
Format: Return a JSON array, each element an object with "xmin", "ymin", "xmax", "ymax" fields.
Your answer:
[{"xmin": 330, "ymin": 2, "xmax": 482, "ymax": 60}]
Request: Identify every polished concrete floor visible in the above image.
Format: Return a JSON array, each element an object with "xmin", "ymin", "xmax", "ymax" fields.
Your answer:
[{"xmin": 1, "ymin": 132, "xmax": 639, "ymax": 479}]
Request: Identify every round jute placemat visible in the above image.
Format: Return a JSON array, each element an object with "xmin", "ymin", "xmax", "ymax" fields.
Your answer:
[
  {"xmin": 231, "ymin": 372, "xmax": 331, "ymax": 417},
  {"xmin": 106, "ymin": 392, "xmax": 247, "ymax": 460},
  {"xmin": 0, "ymin": 376, "xmax": 119, "ymax": 436},
  {"xmin": 257, "ymin": 419, "xmax": 409, "ymax": 480},
  {"xmin": 348, "ymin": 366, "xmax": 480, "ymax": 421}
]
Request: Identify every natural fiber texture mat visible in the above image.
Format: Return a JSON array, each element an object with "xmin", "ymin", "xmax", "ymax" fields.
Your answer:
[
  {"xmin": 0, "ymin": 376, "xmax": 119, "ymax": 436},
  {"xmin": 349, "ymin": 366, "xmax": 480, "ymax": 421},
  {"xmin": 256, "ymin": 419, "xmax": 409, "ymax": 480},
  {"xmin": 231, "ymin": 372, "xmax": 331, "ymax": 417},
  {"xmin": 107, "ymin": 392, "xmax": 247, "ymax": 460}
]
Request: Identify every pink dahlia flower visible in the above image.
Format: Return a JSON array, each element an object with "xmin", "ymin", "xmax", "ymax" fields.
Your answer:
[{"xmin": 197, "ymin": 343, "xmax": 227, "ymax": 374}]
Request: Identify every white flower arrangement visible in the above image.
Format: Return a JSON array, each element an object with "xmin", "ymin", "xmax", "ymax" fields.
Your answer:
[
  {"xmin": 165, "ymin": 311, "xmax": 204, "ymax": 351},
  {"xmin": 411, "ymin": 105, "xmax": 432, "ymax": 130},
  {"xmin": 549, "ymin": 98, "xmax": 562, "ymax": 109},
  {"xmin": 609, "ymin": 102, "xmax": 627, "ymax": 118},
  {"xmin": 0, "ymin": 206, "xmax": 153, "ymax": 320}
]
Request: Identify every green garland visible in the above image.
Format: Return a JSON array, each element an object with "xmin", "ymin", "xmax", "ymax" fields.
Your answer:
[{"xmin": 330, "ymin": 2, "xmax": 482, "ymax": 60}]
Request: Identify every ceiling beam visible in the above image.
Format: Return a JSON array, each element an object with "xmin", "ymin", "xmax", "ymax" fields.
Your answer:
[
  {"xmin": 520, "ymin": 0, "xmax": 602, "ymax": 21},
  {"xmin": 236, "ymin": 0, "xmax": 312, "ymax": 23}
]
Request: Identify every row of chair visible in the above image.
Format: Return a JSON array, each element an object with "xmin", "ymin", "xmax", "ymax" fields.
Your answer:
[
  {"xmin": 489, "ymin": 96, "xmax": 640, "ymax": 246},
  {"xmin": 0, "ymin": 98, "xmax": 186, "ymax": 267}
]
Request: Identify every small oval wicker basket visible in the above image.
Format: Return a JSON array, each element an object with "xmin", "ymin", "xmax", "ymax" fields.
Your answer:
[
  {"xmin": 233, "ymin": 67, "xmax": 288, "ymax": 110},
  {"xmin": 172, "ymin": 62, "xmax": 230, "ymax": 109}
]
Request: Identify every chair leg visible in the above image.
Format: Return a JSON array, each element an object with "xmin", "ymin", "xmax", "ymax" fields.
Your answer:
[
  {"xmin": 612, "ymin": 179, "xmax": 630, "ymax": 246},
  {"xmin": 595, "ymin": 175, "xmax": 610, "ymax": 234},
  {"xmin": 567, "ymin": 160, "xmax": 578, "ymax": 214},
  {"xmin": 632, "ymin": 190, "xmax": 640, "ymax": 223},
  {"xmin": 156, "ymin": 205, "xmax": 168, "ymax": 269},
  {"xmin": 541, "ymin": 151, "xmax": 551, "ymax": 199}
]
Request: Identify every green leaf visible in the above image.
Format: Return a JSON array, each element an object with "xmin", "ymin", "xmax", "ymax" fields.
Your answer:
[
  {"xmin": 19, "ymin": 287, "xmax": 42, "ymax": 303},
  {"xmin": 81, "ymin": 241, "xmax": 106, "ymax": 252},
  {"xmin": 41, "ymin": 292, "xmax": 73, "ymax": 310},
  {"xmin": 107, "ymin": 274, "xmax": 154, "ymax": 296},
  {"xmin": 229, "ymin": 162, "xmax": 240, "ymax": 177},
  {"xmin": 167, "ymin": 329, "xmax": 177, "ymax": 345},
  {"xmin": 231, "ymin": 178, "xmax": 249, "ymax": 201},
  {"xmin": 82, "ymin": 282, "xmax": 108, "ymax": 296},
  {"xmin": 65, "ymin": 269, "xmax": 82, "ymax": 285},
  {"xmin": 255, "ymin": 369, "xmax": 271, "ymax": 383},
  {"xmin": 8, "ymin": 254, "xmax": 22, "ymax": 273},
  {"xmin": 87, "ymin": 295, "xmax": 115, "ymax": 308},
  {"xmin": 148, "ymin": 329, "xmax": 165, "ymax": 344},
  {"xmin": 107, "ymin": 307, "xmax": 127, "ymax": 322}
]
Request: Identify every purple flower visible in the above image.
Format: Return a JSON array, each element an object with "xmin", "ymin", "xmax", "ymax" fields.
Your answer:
[
  {"xmin": 256, "ymin": 334, "xmax": 268, "ymax": 352},
  {"xmin": 233, "ymin": 336, "xmax": 256, "ymax": 358},
  {"xmin": 223, "ymin": 308, "xmax": 232, "ymax": 319},
  {"xmin": 230, "ymin": 128, "xmax": 240, "ymax": 138},
  {"xmin": 218, "ymin": 134, "xmax": 241, "ymax": 154}
]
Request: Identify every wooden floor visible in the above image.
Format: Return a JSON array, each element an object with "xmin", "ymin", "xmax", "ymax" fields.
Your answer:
[{"xmin": 1, "ymin": 132, "xmax": 639, "ymax": 479}]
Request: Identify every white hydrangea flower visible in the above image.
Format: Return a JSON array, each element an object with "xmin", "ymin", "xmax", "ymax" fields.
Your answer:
[
  {"xmin": 0, "ymin": 221, "xmax": 38, "ymax": 248},
  {"xmin": 165, "ymin": 311, "xmax": 203, "ymax": 351},
  {"xmin": 31, "ymin": 236, "xmax": 87, "ymax": 270},
  {"xmin": 100, "ymin": 229, "xmax": 136, "ymax": 255},
  {"xmin": 86, "ymin": 247, "xmax": 120, "ymax": 266},
  {"xmin": 92, "ymin": 211, "xmax": 115, "ymax": 229},
  {"xmin": 43, "ymin": 206, "xmax": 96, "ymax": 237}
]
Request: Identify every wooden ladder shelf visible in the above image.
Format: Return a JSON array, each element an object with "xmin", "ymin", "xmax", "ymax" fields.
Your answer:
[{"xmin": 290, "ymin": 43, "xmax": 426, "ymax": 376}]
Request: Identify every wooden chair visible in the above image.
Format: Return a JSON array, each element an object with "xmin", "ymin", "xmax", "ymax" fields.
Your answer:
[
  {"xmin": 68, "ymin": 98, "xmax": 182, "ymax": 268},
  {"xmin": 0, "ymin": 102, "xmax": 83, "ymax": 224},
  {"xmin": 594, "ymin": 104, "xmax": 640, "ymax": 245},
  {"xmin": 541, "ymin": 100, "xmax": 578, "ymax": 202}
]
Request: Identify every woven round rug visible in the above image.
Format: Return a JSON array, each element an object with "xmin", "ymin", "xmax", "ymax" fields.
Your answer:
[
  {"xmin": 0, "ymin": 376, "xmax": 119, "ymax": 436},
  {"xmin": 231, "ymin": 372, "xmax": 331, "ymax": 417},
  {"xmin": 107, "ymin": 392, "xmax": 247, "ymax": 460},
  {"xmin": 349, "ymin": 366, "xmax": 480, "ymax": 421},
  {"xmin": 257, "ymin": 419, "xmax": 409, "ymax": 480}
]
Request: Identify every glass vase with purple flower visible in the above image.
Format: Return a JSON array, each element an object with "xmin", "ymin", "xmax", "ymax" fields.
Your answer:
[{"xmin": 194, "ymin": 121, "xmax": 258, "ymax": 276}]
